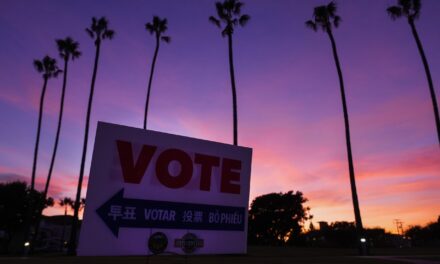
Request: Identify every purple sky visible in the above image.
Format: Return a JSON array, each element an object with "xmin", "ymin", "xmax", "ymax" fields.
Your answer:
[{"xmin": 1, "ymin": 0, "xmax": 439, "ymax": 232}]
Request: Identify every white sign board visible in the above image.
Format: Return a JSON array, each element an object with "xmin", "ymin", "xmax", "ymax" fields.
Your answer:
[{"xmin": 78, "ymin": 122, "xmax": 252, "ymax": 256}]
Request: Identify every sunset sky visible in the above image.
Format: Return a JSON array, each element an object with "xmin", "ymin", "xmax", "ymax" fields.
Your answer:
[{"xmin": 1, "ymin": 0, "xmax": 439, "ymax": 233}]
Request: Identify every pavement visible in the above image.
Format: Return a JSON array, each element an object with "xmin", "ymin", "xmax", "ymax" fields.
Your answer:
[{"xmin": 366, "ymin": 256, "xmax": 440, "ymax": 264}]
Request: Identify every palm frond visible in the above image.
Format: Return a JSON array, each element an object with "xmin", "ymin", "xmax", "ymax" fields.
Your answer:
[
  {"xmin": 327, "ymin": 1, "xmax": 337, "ymax": 17},
  {"xmin": 412, "ymin": 0, "xmax": 421, "ymax": 19},
  {"xmin": 215, "ymin": 2, "xmax": 227, "ymax": 20},
  {"xmin": 333, "ymin": 15, "xmax": 341, "ymax": 28},
  {"xmin": 413, "ymin": 0, "xmax": 421, "ymax": 12},
  {"xmin": 224, "ymin": 0, "xmax": 235, "ymax": 12},
  {"xmin": 399, "ymin": 0, "xmax": 411, "ymax": 15},
  {"xmin": 145, "ymin": 23, "xmax": 154, "ymax": 34},
  {"xmin": 55, "ymin": 39, "xmax": 66, "ymax": 59},
  {"xmin": 160, "ymin": 18, "xmax": 168, "ymax": 33},
  {"xmin": 53, "ymin": 68, "xmax": 63, "ymax": 78},
  {"xmin": 161, "ymin": 36, "xmax": 171, "ymax": 43},
  {"xmin": 98, "ymin": 17, "xmax": 109, "ymax": 30},
  {"xmin": 33, "ymin": 60, "xmax": 43, "ymax": 73},
  {"xmin": 86, "ymin": 28, "xmax": 94, "ymax": 38},
  {"xmin": 239, "ymin": 14, "xmax": 250, "ymax": 26},
  {"xmin": 305, "ymin": 20, "xmax": 317, "ymax": 32},
  {"xmin": 91, "ymin": 19, "xmax": 98, "ymax": 33},
  {"xmin": 103, "ymin": 30, "xmax": 115, "ymax": 40},
  {"xmin": 221, "ymin": 28, "xmax": 229, "ymax": 37},
  {"xmin": 233, "ymin": 2, "xmax": 243, "ymax": 15},
  {"xmin": 72, "ymin": 50, "xmax": 81, "ymax": 60},
  {"xmin": 209, "ymin": 16, "xmax": 221, "ymax": 27},
  {"xmin": 387, "ymin": 6, "xmax": 403, "ymax": 20},
  {"xmin": 222, "ymin": 24, "xmax": 234, "ymax": 37},
  {"xmin": 55, "ymin": 39, "xmax": 63, "ymax": 47},
  {"xmin": 153, "ymin": 16, "xmax": 160, "ymax": 29}
]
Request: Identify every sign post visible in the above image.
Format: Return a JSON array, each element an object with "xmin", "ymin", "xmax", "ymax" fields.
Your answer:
[{"xmin": 78, "ymin": 122, "xmax": 252, "ymax": 255}]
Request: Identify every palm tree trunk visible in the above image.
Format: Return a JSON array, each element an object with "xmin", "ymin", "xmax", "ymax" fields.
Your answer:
[
  {"xmin": 143, "ymin": 37, "xmax": 160, "ymax": 130},
  {"xmin": 409, "ymin": 20, "xmax": 440, "ymax": 146},
  {"xmin": 26, "ymin": 76, "xmax": 48, "ymax": 253},
  {"xmin": 30, "ymin": 59, "xmax": 70, "ymax": 254},
  {"xmin": 68, "ymin": 40, "xmax": 101, "ymax": 255},
  {"xmin": 327, "ymin": 29, "xmax": 366, "ymax": 252},
  {"xmin": 44, "ymin": 58, "xmax": 69, "ymax": 198},
  {"xmin": 227, "ymin": 32, "xmax": 238, "ymax": 146},
  {"xmin": 61, "ymin": 206, "xmax": 67, "ymax": 251},
  {"xmin": 31, "ymin": 76, "xmax": 49, "ymax": 191}
]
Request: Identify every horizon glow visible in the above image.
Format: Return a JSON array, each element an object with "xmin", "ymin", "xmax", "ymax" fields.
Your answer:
[{"xmin": 1, "ymin": 0, "xmax": 439, "ymax": 233}]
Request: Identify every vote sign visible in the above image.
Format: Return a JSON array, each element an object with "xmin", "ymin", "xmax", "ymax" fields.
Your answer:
[{"xmin": 78, "ymin": 122, "xmax": 252, "ymax": 256}]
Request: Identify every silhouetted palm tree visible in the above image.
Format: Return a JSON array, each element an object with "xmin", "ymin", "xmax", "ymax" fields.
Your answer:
[
  {"xmin": 387, "ymin": 0, "xmax": 440, "ymax": 146},
  {"xmin": 209, "ymin": 0, "xmax": 250, "ymax": 146},
  {"xmin": 43, "ymin": 37, "xmax": 81, "ymax": 200},
  {"xmin": 143, "ymin": 16, "xmax": 170, "ymax": 130},
  {"xmin": 59, "ymin": 197, "xmax": 74, "ymax": 251},
  {"xmin": 68, "ymin": 17, "xmax": 114, "ymax": 255},
  {"xmin": 59, "ymin": 197, "xmax": 74, "ymax": 215},
  {"xmin": 306, "ymin": 2, "xmax": 366, "ymax": 255},
  {"xmin": 31, "ymin": 56, "xmax": 62, "ymax": 191}
]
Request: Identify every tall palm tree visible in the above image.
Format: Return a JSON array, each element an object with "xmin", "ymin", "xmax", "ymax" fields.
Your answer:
[
  {"xmin": 387, "ymin": 0, "xmax": 440, "ymax": 146},
  {"xmin": 143, "ymin": 16, "xmax": 170, "ymax": 130},
  {"xmin": 306, "ymin": 2, "xmax": 366, "ymax": 255},
  {"xmin": 209, "ymin": 0, "xmax": 250, "ymax": 146},
  {"xmin": 43, "ymin": 37, "xmax": 81, "ymax": 199},
  {"xmin": 28, "ymin": 57, "xmax": 61, "ymax": 252},
  {"xmin": 68, "ymin": 17, "xmax": 114, "ymax": 255},
  {"xmin": 31, "ymin": 56, "xmax": 62, "ymax": 191}
]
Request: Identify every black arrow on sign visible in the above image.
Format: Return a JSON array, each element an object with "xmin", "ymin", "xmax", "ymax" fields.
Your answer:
[{"xmin": 96, "ymin": 189, "xmax": 245, "ymax": 237}]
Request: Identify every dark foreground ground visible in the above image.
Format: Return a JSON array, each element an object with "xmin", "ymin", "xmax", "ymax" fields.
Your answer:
[{"xmin": 1, "ymin": 247, "xmax": 439, "ymax": 264}]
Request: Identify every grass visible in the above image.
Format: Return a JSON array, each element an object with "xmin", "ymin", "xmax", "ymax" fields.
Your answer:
[{"xmin": 2, "ymin": 247, "xmax": 439, "ymax": 264}]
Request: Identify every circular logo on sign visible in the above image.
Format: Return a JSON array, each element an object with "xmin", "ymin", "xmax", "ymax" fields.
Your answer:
[
  {"xmin": 174, "ymin": 233, "xmax": 204, "ymax": 254},
  {"xmin": 148, "ymin": 232, "xmax": 168, "ymax": 255}
]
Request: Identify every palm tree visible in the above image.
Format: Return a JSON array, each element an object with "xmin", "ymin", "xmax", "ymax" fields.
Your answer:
[
  {"xmin": 43, "ymin": 37, "xmax": 81, "ymax": 200},
  {"xmin": 59, "ymin": 197, "xmax": 74, "ymax": 251},
  {"xmin": 31, "ymin": 56, "xmax": 62, "ymax": 191},
  {"xmin": 80, "ymin": 198, "xmax": 86, "ymax": 212},
  {"xmin": 387, "ymin": 0, "xmax": 440, "ymax": 146},
  {"xmin": 59, "ymin": 197, "xmax": 74, "ymax": 216},
  {"xmin": 209, "ymin": 0, "xmax": 250, "ymax": 146},
  {"xmin": 68, "ymin": 17, "xmax": 114, "ymax": 255},
  {"xmin": 306, "ymin": 2, "xmax": 366, "ymax": 255},
  {"xmin": 143, "ymin": 16, "xmax": 171, "ymax": 130}
]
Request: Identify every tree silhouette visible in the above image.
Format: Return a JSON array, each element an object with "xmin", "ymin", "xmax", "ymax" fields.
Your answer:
[
  {"xmin": 143, "ymin": 16, "xmax": 170, "ymax": 130},
  {"xmin": 209, "ymin": 0, "xmax": 250, "ymax": 146},
  {"xmin": 248, "ymin": 191, "xmax": 311, "ymax": 246},
  {"xmin": 0, "ymin": 181, "xmax": 54, "ymax": 253},
  {"xmin": 33, "ymin": 45, "xmax": 79, "ymax": 250},
  {"xmin": 31, "ymin": 56, "xmax": 62, "ymax": 191},
  {"xmin": 68, "ymin": 17, "xmax": 114, "ymax": 255},
  {"xmin": 306, "ymin": 2, "xmax": 366, "ymax": 255},
  {"xmin": 405, "ymin": 215, "xmax": 440, "ymax": 246},
  {"xmin": 43, "ymin": 37, "xmax": 81, "ymax": 199},
  {"xmin": 59, "ymin": 197, "xmax": 74, "ymax": 216},
  {"xmin": 387, "ymin": 0, "xmax": 440, "ymax": 146}
]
